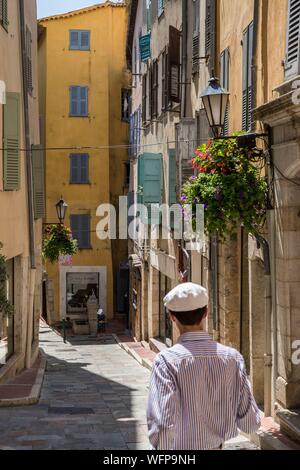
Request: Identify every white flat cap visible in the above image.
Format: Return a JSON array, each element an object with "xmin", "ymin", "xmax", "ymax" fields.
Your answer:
[{"xmin": 163, "ymin": 283, "xmax": 208, "ymax": 313}]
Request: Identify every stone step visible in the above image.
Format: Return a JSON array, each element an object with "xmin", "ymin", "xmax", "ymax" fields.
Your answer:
[{"xmin": 277, "ymin": 409, "xmax": 300, "ymax": 445}]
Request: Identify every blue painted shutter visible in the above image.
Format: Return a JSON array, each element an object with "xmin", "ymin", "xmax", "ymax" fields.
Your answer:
[
  {"xmin": 169, "ymin": 149, "xmax": 176, "ymax": 205},
  {"xmin": 70, "ymin": 215, "xmax": 90, "ymax": 248},
  {"xmin": 80, "ymin": 31, "xmax": 90, "ymax": 50},
  {"xmin": 70, "ymin": 31, "xmax": 79, "ymax": 49},
  {"xmin": 285, "ymin": 0, "xmax": 300, "ymax": 79},
  {"xmin": 70, "ymin": 86, "xmax": 79, "ymax": 115},
  {"xmin": 70, "ymin": 215, "xmax": 80, "ymax": 244},
  {"xmin": 80, "ymin": 154, "xmax": 89, "ymax": 182},
  {"xmin": 70, "ymin": 154, "xmax": 79, "ymax": 183},
  {"xmin": 80, "ymin": 87, "xmax": 88, "ymax": 116},
  {"xmin": 80, "ymin": 215, "xmax": 90, "ymax": 248}
]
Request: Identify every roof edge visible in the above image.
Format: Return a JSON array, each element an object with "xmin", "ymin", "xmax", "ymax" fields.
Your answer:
[{"xmin": 39, "ymin": 1, "xmax": 125, "ymax": 23}]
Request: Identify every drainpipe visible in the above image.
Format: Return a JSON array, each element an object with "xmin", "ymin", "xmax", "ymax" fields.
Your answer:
[
  {"xmin": 255, "ymin": 234, "xmax": 272, "ymax": 417},
  {"xmin": 19, "ymin": 0, "xmax": 36, "ymax": 368},
  {"xmin": 181, "ymin": 0, "xmax": 188, "ymax": 119}
]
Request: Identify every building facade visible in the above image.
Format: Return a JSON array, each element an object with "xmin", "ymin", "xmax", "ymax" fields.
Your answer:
[
  {"xmin": 127, "ymin": 0, "xmax": 300, "ymax": 427},
  {"xmin": 0, "ymin": 0, "xmax": 43, "ymax": 383},
  {"xmin": 38, "ymin": 2, "xmax": 130, "ymax": 325}
]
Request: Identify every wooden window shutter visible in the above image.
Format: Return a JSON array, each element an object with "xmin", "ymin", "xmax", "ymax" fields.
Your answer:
[
  {"xmin": 220, "ymin": 48, "xmax": 230, "ymax": 135},
  {"xmin": 32, "ymin": 145, "xmax": 45, "ymax": 219},
  {"xmin": 158, "ymin": 0, "xmax": 165, "ymax": 17},
  {"xmin": 168, "ymin": 26, "xmax": 181, "ymax": 103},
  {"xmin": 161, "ymin": 50, "xmax": 167, "ymax": 111},
  {"xmin": 285, "ymin": 0, "xmax": 300, "ymax": 79},
  {"xmin": 70, "ymin": 31, "xmax": 80, "ymax": 49},
  {"xmin": 138, "ymin": 154, "xmax": 145, "ymax": 205},
  {"xmin": 205, "ymin": 0, "xmax": 216, "ymax": 76},
  {"xmin": 0, "ymin": 0, "xmax": 8, "ymax": 31},
  {"xmin": 242, "ymin": 23, "xmax": 254, "ymax": 132},
  {"xmin": 151, "ymin": 60, "xmax": 158, "ymax": 119},
  {"xmin": 80, "ymin": 31, "xmax": 90, "ymax": 50},
  {"xmin": 80, "ymin": 87, "xmax": 88, "ymax": 116},
  {"xmin": 70, "ymin": 215, "xmax": 90, "ymax": 249},
  {"xmin": 3, "ymin": 92, "xmax": 20, "ymax": 191},
  {"xmin": 70, "ymin": 154, "xmax": 80, "ymax": 183},
  {"xmin": 192, "ymin": 0, "xmax": 200, "ymax": 74},
  {"xmin": 26, "ymin": 27, "xmax": 33, "ymax": 93}
]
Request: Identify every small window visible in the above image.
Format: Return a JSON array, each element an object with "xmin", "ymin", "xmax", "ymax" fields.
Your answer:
[
  {"xmin": 124, "ymin": 161, "xmax": 130, "ymax": 187},
  {"xmin": 121, "ymin": 89, "xmax": 131, "ymax": 122},
  {"xmin": 70, "ymin": 214, "xmax": 91, "ymax": 249},
  {"xmin": 70, "ymin": 154, "xmax": 89, "ymax": 184},
  {"xmin": 70, "ymin": 86, "xmax": 88, "ymax": 117},
  {"xmin": 69, "ymin": 30, "xmax": 90, "ymax": 50}
]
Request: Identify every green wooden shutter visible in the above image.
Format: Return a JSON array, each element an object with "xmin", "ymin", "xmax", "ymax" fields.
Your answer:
[
  {"xmin": 169, "ymin": 149, "xmax": 176, "ymax": 205},
  {"xmin": 205, "ymin": 0, "xmax": 216, "ymax": 76},
  {"xmin": 137, "ymin": 154, "xmax": 144, "ymax": 205},
  {"xmin": 285, "ymin": 0, "xmax": 300, "ymax": 79},
  {"xmin": 3, "ymin": 92, "xmax": 20, "ymax": 191},
  {"xmin": 32, "ymin": 145, "xmax": 45, "ymax": 219},
  {"xmin": 142, "ymin": 153, "xmax": 162, "ymax": 205}
]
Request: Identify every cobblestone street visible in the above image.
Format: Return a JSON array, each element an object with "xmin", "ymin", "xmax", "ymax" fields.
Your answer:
[{"xmin": 0, "ymin": 324, "xmax": 258, "ymax": 450}]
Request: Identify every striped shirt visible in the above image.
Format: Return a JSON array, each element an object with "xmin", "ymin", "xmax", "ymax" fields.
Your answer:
[{"xmin": 147, "ymin": 331, "xmax": 261, "ymax": 450}]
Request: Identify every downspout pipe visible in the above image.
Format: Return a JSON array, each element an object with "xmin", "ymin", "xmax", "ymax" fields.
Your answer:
[{"xmin": 19, "ymin": 0, "xmax": 36, "ymax": 270}]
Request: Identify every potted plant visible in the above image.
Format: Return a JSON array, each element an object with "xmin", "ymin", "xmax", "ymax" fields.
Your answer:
[
  {"xmin": 43, "ymin": 225, "xmax": 78, "ymax": 263},
  {"xmin": 182, "ymin": 137, "xmax": 268, "ymax": 239}
]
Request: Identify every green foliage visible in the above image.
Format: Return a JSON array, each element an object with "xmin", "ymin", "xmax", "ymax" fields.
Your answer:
[
  {"xmin": 0, "ymin": 242, "xmax": 14, "ymax": 318},
  {"xmin": 43, "ymin": 225, "xmax": 78, "ymax": 263},
  {"xmin": 182, "ymin": 137, "xmax": 268, "ymax": 239}
]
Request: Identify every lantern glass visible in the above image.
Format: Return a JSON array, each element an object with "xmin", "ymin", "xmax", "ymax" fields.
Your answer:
[
  {"xmin": 56, "ymin": 198, "xmax": 68, "ymax": 223},
  {"xmin": 201, "ymin": 78, "xmax": 230, "ymax": 137}
]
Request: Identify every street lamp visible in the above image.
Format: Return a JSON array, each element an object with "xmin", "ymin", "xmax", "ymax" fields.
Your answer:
[
  {"xmin": 201, "ymin": 77, "xmax": 230, "ymax": 138},
  {"xmin": 56, "ymin": 197, "xmax": 68, "ymax": 224}
]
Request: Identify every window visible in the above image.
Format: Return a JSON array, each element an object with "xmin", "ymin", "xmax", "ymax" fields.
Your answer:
[
  {"xmin": 146, "ymin": 0, "xmax": 152, "ymax": 31},
  {"xmin": 121, "ymin": 89, "xmax": 131, "ymax": 122},
  {"xmin": 161, "ymin": 50, "xmax": 168, "ymax": 111},
  {"xmin": 70, "ymin": 154, "xmax": 89, "ymax": 184},
  {"xmin": 0, "ymin": 0, "xmax": 8, "ymax": 31},
  {"xmin": 285, "ymin": 0, "xmax": 300, "ymax": 79},
  {"xmin": 242, "ymin": 23, "xmax": 254, "ymax": 132},
  {"xmin": 3, "ymin": 93, "xmax": 20, "ymax": 191},
  {"xmin": 124, "ymin": 161, "xmax": 130, "ymax": 187},
  {"xmin": 158, "ymin": 0, "xmax": 164, "ymax": 17},
  {"xmin": 142, "ymin": 74, "xmax": 148, "ymax": 124},
  {"xmin": 70, "ymin": 86, "xmax": 88, "ymax": 117},
  {"xmin": 70, "ymin": 214, "xmax": 91, "ymax": 249},
  {"xmin": 25, "ymin": 27, "xmax": 33, "ymax": 94},
  {"xmin": 151, "ymin": 60, "xmax": 158, "ymax": 119},
  {"xmin": 205, "ymin": 0, "xmax": 216, "ymax": 76},
  {"xmin": 220, "ymin": 48, "xmax": 230, "ymax": 135},
  {"xmin": 69, "ymin": 30, "xmax": 90, "ymax": 50}
]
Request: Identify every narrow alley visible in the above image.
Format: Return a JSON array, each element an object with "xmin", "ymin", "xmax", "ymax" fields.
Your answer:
[{"xmin": 0, "ymin": 324, "xmax": 257, "ymax": 450}]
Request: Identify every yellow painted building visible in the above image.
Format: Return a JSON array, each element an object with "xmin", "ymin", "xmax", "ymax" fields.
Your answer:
[{"xmin": 38, "ymin": 2, "xmax": 130, "ymax": 324}]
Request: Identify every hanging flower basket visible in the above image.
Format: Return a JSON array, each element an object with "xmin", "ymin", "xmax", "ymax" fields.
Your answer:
[
  {"xmin": 0, "ymin": 242, "xmax": 14, "ymax": 319},
  {"xmin": 182, "ymin": 137, "xmax": 268, "ymax": 239},
  {"xmin": 43, "ymin": 225, "xmax": 78, "ymax": 264}
]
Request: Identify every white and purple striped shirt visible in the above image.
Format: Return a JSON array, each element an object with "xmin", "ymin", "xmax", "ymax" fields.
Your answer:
[{"xmin": 147, "ymin": 331, "xmax": 261, "ymax": 450}]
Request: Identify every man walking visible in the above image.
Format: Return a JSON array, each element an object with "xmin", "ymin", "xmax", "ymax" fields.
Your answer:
[{"xmin": 147, "ymin": 283, "xmax": 261, "ymax": 450}]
